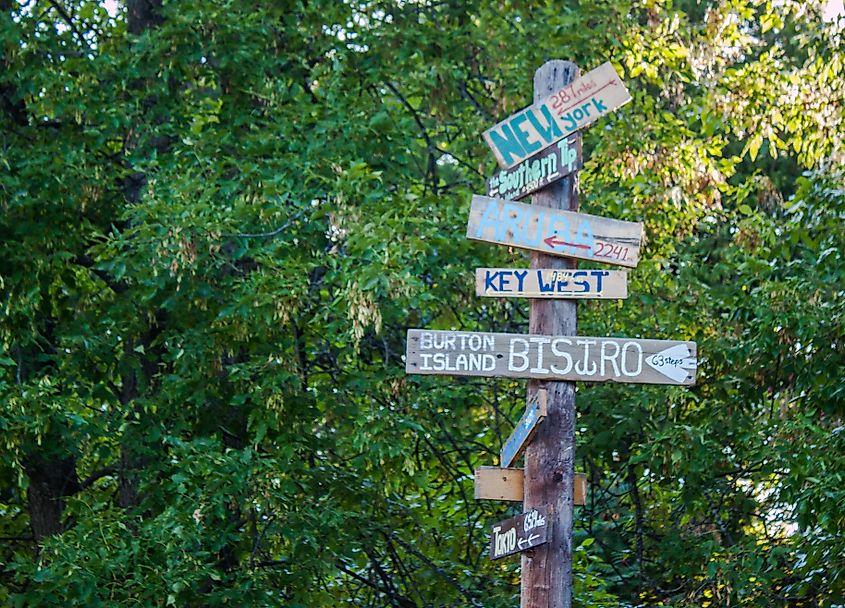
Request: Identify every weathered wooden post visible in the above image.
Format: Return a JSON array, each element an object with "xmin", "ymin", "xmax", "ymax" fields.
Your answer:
[
  {"xmin": 522, "ymin": 60, "xmax": 580, "ymax": 608},
  {"xmin": 405, "ymin": 56, "xmax": 697, "ymax": 608}
]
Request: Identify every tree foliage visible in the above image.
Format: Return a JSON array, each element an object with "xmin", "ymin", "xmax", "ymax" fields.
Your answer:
[{"xmin": 1, "ymin": 0, "xmax": 843, "ymax": 606}]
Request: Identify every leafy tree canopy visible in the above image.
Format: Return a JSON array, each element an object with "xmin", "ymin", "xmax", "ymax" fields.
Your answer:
[{"xmin": 0, "ymin": 0, "xmax": 843, "ymax": 606}]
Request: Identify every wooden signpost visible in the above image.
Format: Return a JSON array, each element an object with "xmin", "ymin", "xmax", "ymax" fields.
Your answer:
[
  {"xmin": 406, "ymin": 329, "xmax": 698, "ymax": 385},
  {"xmin": 466, "ymin": 195, "xmax": 643, "ymax": 268},
  {"xmin": 501, "ymin": 390, "xmax": 548, "ymax": 468},
  {"xmin": 476, "ymin": 268, "xmax": 627, "ymax": 299},
  {"xmin": 490, "ymin": 506, "xmax": 550, "ymax": 560},
  {"xmin": 483, "ymin": 62, "xmax": 631, "ymax": 169},
  {"xmin": 475, "ymin": 467, "xmax": 587, "ymax": 505},
  {"xmin": 486, "ymin": 135, "xmax": 582, "ymax": 201},
  {"xmin": 405, "ymin": 58, "xmax": 697, "ymax": 608}
]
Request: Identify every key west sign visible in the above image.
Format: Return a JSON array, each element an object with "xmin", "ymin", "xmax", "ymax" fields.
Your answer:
[
  {"xmin": 476, "ymin": 268, "xmax": 627, "ymax": 299},
  {"xmin": 406, "ymin": 329, "xmax": 698, "ymax": 385}
]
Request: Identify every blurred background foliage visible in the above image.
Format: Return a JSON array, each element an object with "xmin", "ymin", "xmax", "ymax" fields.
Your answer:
[{"xmin": 1, "ymin": 0, "xmax": 843, "ymax": 605}]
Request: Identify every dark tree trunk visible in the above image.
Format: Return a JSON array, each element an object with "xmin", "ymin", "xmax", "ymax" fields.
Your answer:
[
  {"xmin": 127, "ymin": 0, "xmax": 163, "ymax": 35},
  {"xmin": 24, "ymin": 454, "xmax": 80, "ymax": 546}
]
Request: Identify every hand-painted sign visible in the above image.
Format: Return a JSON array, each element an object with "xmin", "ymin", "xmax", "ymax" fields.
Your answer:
[
  {"xmin": 406, "ymin": 329, "xmax": 698, "ymax": 385},
  {"xmin": 476, "ymin": 268, "xmax": 628, "ymax": 299},
  {"xmin": 467, "ymin": 196, "xmax": 643, "ymax": 268},
  {"xmin": 500, "ymin": 390, "xmax": 547, "ymax": 468},
  {"xmin": 486, "ymin": 135, "xmax": 581, "ymax": 201},
  {"xmin": 483, "ymin": 62, "xmax": 631, "ymax": 169},
  {"xmin": 475, "ymin": 467, "xmax": 587, "ymax": 505},
  {"xmin": 489, "ymin": 506, "xmax": 550, "ymax": 560}
]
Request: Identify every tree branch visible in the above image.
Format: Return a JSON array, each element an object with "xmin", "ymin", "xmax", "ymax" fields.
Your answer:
[{"xmin": 46, "ymin": 1, "xmax": 90, "ymax": 50}]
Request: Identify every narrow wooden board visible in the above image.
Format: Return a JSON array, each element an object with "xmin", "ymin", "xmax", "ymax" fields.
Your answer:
[
  {"xmin": 489, "ymin": 506, "xmax": 549, "ymax": 560},
  {"xmin": 475, "ymin": 466, "xmax": 524, "ymax": 501},
  {"xmin": 466, "ymin": 195, "xmax": 643, "ymax": 268},
  {"xmin": 476, "ymin": 268, "xmax": 628, "ymax": 299},
  {"xmin": 406, "ymin": 329, "xmax": 697, "ymax": 385},
  {"xmin": 475, "ymin": 468, "xmax": 587, "ymax": 505},
  {"xmin": 500, "ymin": 390, "xmax": 547, "ymax": 468},
  {"xmin": 574, "ymin": 473, "xmax": 587, "ymax": 507},
  {"xmin": 483, "ymin": 62, "xmax": 631, "ymax": 169},
  {"xmin": 486, "ymin": 135, "xmax": 582, "ymax": 201}
]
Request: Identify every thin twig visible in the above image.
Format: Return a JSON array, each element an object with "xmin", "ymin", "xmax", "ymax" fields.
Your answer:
[
  {"xmin": 224, "ymin": 208, "xmax": 306, "ymax": 239},
  {"xmin": 46, "ymin": 1, "xmax": 90, "ymax": 50}
]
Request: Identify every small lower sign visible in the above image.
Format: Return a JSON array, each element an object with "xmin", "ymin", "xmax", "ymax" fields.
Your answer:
[{"xmin": 489, "ymin": 506, "xmax": 550, "ymax": 560}]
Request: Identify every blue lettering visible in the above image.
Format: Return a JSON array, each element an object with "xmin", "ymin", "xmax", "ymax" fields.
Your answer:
[
  {"xmin": 559, "ymin": 111, "xmax": 578, "ymax": 132},
  {"xmin": 526, "ymin": 104, "xmax": 562, "ymax": 144},
  {"xmin": 537, "ymin": 271, "xmax": 555, "ymax": 293},
  {"xmin": 514, "ymin": 270, "xmax": 528, "ymax": 291},
  {"xmin": 510, "ymin": 114, "xmax": 541, "ymax": 156},
  {"xmin": 488, "ymin": 124, "xmax": 526, "ymax": 166},
  {"xmin": 572, "ymin": 270, "xmax": 589, "ymax": 293},
  {"xmin": 592, "ymin": 97, "xmax": 608, "ymax": 113},
  {"xmin": 484, "ymin": 271, "xmax": 500, "ymax": 292},
  {"xmin": 499, "ymin": 272, "xmax": 511, "ymax": 291},
  {"xmin": 577, "ymin": 219, "xmax": 594, "ymax": 250},
  {"xmin": 591, "ymin": 270, "xmax": 608, "ymax": 292},
  {"xmin": 522, "ymin": 207, "xmax": 544, "ymax": 247},
  {"xmin": 500, "ymin": 202, "xmax": 526, "ymax": 243},
  {"xmin": 475, "ymin": 199, "xmax": 502, "ymax": 239}
]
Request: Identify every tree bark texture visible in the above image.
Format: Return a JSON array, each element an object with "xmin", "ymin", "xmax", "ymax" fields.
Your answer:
[{"xmin": 521, "ymin": 59, "xmax": 580, "ymax": 608}]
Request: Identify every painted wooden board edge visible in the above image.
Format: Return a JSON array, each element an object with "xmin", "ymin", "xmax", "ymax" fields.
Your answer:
[{"xmin": 500, "ymin": 390, "xmax": 548, "ymax": 468}]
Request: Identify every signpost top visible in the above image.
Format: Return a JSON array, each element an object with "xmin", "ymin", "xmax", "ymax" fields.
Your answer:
[{"xmin": 483, "ymin": 62, "xmax": 631, "ymax": 169}]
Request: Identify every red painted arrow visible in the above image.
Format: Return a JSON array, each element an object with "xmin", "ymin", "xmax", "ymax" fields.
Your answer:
[{"xmin": 544, "ymin": 235, "xmax": 591, "ymax": 250}]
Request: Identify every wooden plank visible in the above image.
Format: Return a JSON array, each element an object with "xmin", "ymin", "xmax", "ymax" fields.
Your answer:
[
  {"xmin": 574, "ymin": 473, "xmax": 587, "ymax": 507},
  {"xmin": 489, "ymin": 506, "xmax": 550, "ymax": 560},
  {"xmin": 500, "ymin": 390, "xmax": 548, "ymax": 467},
  {"xmin": 474, "ymin": 468, "xmax": 587, "ymax": 506},
  {"xmin": 466, "ymin": 195, "xmax": 643, "ymax": 268},
  {"xmin": 406, "ymin": 329, "xmax": 697, "ymax": 385},
  {"xmin": 486, "ymin": 134, "xmax": 582, "ymax": 201},
  {"xmin": 483, "ymin": 61, "xmax": 631, "ymax": 169},
  {"xmin": 476, "ymin": 268, "xmax": 628, "ymax": 299},
  {"xmin": 475, "ymin": 466, "xmax": 523, "ymax": 501}
]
